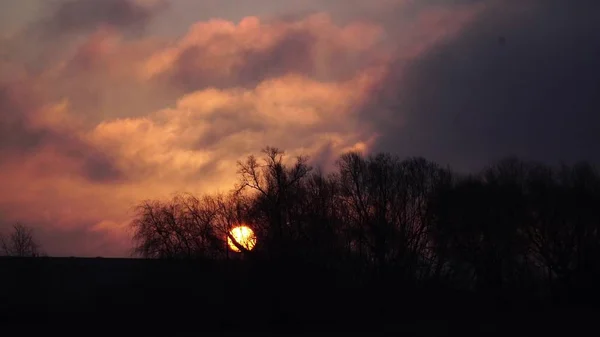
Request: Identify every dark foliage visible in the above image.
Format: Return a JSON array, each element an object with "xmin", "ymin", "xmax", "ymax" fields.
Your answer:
[
  {"xmin": 2, "ymin": 147, "xmax": 598, "ymax": 334},
  {"xmin": 129, "ymin": 146, "xmax": 600, "ymax": 304}
]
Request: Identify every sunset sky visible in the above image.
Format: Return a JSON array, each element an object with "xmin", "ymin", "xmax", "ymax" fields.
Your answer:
[{"xmin": 1, "ymin": 0, "xmax": 598, "ymax": 257}]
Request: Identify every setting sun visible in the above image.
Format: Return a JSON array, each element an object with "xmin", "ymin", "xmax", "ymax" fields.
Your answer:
[{"xmin": 227, "ymin": 226, "xmax": 257, "ymax": 252}]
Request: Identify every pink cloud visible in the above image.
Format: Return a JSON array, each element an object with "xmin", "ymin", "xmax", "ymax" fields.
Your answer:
[
  {"xmin": 0, "ymin": 1, "xmax": 483, "ymax": 256},
  {"xmin": 142, "ymin": 13, "xmax": 385, "ymax": 90}
]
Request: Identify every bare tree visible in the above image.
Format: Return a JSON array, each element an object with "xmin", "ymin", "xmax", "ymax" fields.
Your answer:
[
  {"xmin": 129, "ymin": 192, "xmax": 258, "ymax": 259},
  {"xmin": 336, "ymin": 152, "xmax": 448, "ymax": 281},
  {"xmin": 526, "ymin": 162, "xmax": 600, "ymax": 290},
  {"xmin": 236, "ymin": 146, "xmax": 312, "ymax": 257},
  {"xmin": 130, "ymin": 194, "xmax": 223, "ymax": 259},
  {"xmin": 0, "ymin": 223, "xmax": 41, "ymax": 257},
  {"xmin": 124, "ymin": 144, "xmax": 600, "ymax": 304}
]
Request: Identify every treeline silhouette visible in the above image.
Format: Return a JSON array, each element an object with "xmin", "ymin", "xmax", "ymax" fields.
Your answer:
[
  {"xmin": 131, "ymin": 146, "xmax": 600, "ymax": 305},
  {"xmin": 2, "ymin": 146, "xmax": 599, "ymax": 333}
]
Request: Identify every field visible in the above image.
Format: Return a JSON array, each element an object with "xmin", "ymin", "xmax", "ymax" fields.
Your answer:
[{"xmin": 0, "ymin": 257, "xmax": 597, "ymax": 336}]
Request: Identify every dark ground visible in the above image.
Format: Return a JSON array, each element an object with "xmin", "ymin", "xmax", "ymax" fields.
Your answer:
[{"xmin": 0, "ymin": 257, "xmax": 597, "ymax": 336}]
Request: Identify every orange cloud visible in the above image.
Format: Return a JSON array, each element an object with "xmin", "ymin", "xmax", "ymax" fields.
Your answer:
[
  {"xmin": 87, "ymin": 70, "xmax": 380, "ymax": 186},
  {"xmin": 0, "ymin": 2, "xmax": 482, "ymax": 257},
  {"xmin": 142, "ymin": 13, "xmax": 385, "ymax": 90}
]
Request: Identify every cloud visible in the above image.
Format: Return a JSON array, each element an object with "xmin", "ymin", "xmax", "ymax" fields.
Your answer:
[
  {"xmin": 86, "ymin": 71, "xmax": 379, "ymax": 185},
  {"xmin": 142, "ymin": 13, "xmax": 385, "ymax": 91},
  {"xmin": 364, "ymin": 0, "xmax": 600, "ymax": 171},
  {"xmin": 1, "ymin": 0, "xmax": 167, "ymax": 76},
  {"xmin": 0, "ymin": 0, "xmax": 495, "ymax": 256},
  {"xmin": 0, "ymin": 81, "xmax": 46, "ymax": 155},
  {"xmin": 0, "ymin": 82, "xmax": 123, "ymax": 183},
  {"xmin": 41, "ymin": 0, "xmax": 168, "ymax": 36}
]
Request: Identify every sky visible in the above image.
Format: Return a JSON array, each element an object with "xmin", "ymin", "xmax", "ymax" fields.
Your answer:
[{"xmin": 1, "ymin": 0, "xmax": 598, "ymax": 257}]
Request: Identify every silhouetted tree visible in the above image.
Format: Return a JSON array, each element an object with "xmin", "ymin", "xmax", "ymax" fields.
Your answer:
[
  {"xmin": 126, "ymin": 145, "xmax": 600, "ymax": 303},
  {"xmin": 236, "ymin": 146, "xmax": 311, "ymax": 259},
  {"xmin": 0, "ymin": 223, "xmax": 41, "ymax": 257},
  {"xmin": 525, "ymin": 162, "xmax": 600, "ymax": 293},
  {"xmin": 336, "ymin": 152, "xmax": 449, "ymax": 282},
  {"xmin": 294, "ymin": 168, "xmax": 344, "ymax": 265},
  {"xmin": 130, "ymin": 190, "xmax": 262, "ymax": 259},
  {"xmin": 214, "ymin": 191, "xmax": 258, "ymax": 256},
  {"xmin": 130, "ymin": 194, "xmax": 223, "ymax": 259},
  {"xmin": 480, "ymin": 158, "xmax": 531, "ymax": 291}
]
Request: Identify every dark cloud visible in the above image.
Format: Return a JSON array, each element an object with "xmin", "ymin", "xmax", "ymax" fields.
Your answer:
[
  {"xmin": 165, "ymin": 27, "xmax": 375, "ymax": 92},
  {"xmin": 365, "ymin": 0, "xmax": 600, "ymax": 172},
  {"xmin": 309, "ymin": 141, "xmax": 337, "ymax": 171},
  {"xmin": 0, "ymin": 82, "xmax": 54, "ymax": 156},
  {"xmin": 167, "ymin": 30, "xmax": 319, "ymax": 92},
  {"xmin": 0, "ymin": 83, "xmax": 124, "ymax": 183},
  {"xmin": 42, "ymin": 0, "xmax": 167, "ymax": 36},
  {"xmin": 3, "ymin": 0, "xmax": 167, "ymax": 75},
  {"xmin": 60, "ymin": 137, "xmax": 125, "ymax": 183},
  {"xmin": 194, "ymin": 117, "xmax": 267, "ymax": 150},
  {"xmin": 169, "ymin": 44, "xmax": 236, "ymax": 91},
  {"xmin": 237, "ymin": 30, "xmax": 316, "ymax": 85}
]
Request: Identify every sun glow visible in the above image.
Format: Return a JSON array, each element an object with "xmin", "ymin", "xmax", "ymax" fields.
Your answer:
[{"xmin": 227, "ymin": 225, "xmax": 257, "ymax": 252}]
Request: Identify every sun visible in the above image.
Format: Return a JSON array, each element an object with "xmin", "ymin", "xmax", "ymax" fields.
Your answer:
[{"xmin": 227, "ymin": 225, "xmax": 257, "ymax": 253}]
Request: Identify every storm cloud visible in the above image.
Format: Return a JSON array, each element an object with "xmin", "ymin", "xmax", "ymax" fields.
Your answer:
[
  {"xmin": 42, "ymin": 0, "xmax": 168, "ymax": 36},
  {"xmin": 366, "ymin": 0, "xmax": 600, "ymax": 171}
]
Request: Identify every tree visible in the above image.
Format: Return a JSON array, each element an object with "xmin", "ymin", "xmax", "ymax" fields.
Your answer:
[
  {"xmin": 296, "ymin": 169, "xmax": 344, "ymax": 264},
  {"xmin": 0, "ymin": 223, "xmax": 41, "ymax": 257},
  {"xmin": 129, "ymin": 192, "xmax": 256, "ymax": 259},
  {"xmin": 526, "ymin": 162, "xmax": 600, "ymax": 292},
  {"xmin": 336, "ymin": 152, "xmax": 448, "ymax": 281},
  {"xmin": 126, "ymin": 145, "xmax": 600, "ymax": 303},
  {"xmin": 130, "ymin": 194, "xmax": 223, "ymax": 259},
  {"xmin": 236, "ymin": 146, "xmax": 312, "ymax": 258}
]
